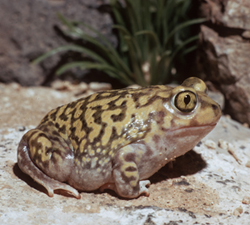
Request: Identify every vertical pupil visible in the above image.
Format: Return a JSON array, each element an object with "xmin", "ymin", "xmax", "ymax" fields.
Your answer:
[{"xmin": 184, "ymin": 94, "xmax": 190, "ymax": 105}]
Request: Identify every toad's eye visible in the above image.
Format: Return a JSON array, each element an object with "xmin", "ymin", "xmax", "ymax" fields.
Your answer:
[{"xmin": 174, "ymin": 91, "xmax": 197, "ymax": 113}]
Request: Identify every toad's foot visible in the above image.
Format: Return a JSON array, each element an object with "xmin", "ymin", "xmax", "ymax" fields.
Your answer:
[
  {"xmin": 39, "ymin": 176, "xmax": 81, "ymax": 199},
  {"xmin": 100, "ymin": 180, "xmax": 151, "ymax": 198}
]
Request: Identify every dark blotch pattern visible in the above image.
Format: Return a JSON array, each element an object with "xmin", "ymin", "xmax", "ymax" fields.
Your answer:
[
  {"xmin": 125, "ymin": 166, "xmax": 137, "ymax": 172},
  {"xmin": 125, "ymin": 153, "xmax": 136, "ymax": 162},
  {"xmin": 35, "ymin": 85, "xmax": 172, "ymax": 162}
]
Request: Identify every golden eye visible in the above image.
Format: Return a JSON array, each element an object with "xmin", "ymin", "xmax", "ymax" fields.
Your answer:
[{"xmin": 174, "ymin": 91, "xmax": 197, "ymax": 113}]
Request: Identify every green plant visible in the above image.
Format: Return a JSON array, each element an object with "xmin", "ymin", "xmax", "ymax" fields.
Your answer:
[{"xmin": 34, "ymin": 0, "xmax": 206, "ymax": 86}]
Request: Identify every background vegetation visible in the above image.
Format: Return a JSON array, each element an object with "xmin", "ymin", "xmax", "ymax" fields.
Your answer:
[{"xmin": 34, "ymin": 0, "xmax": 205, "ymax": 86}]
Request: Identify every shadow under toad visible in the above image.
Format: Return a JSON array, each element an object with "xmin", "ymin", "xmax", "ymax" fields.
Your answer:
[{"xmin": 149, "ymin": 149, "xmax": 207, "ymax": 184}]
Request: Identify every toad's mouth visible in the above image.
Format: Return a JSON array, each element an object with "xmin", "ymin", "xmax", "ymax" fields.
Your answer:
[
  {"xmin": 163, "ymin": 123, "xmax": 218, "ymax": 159},
  {"xmin": 176, "ymin": 122, "xmax": 217, "ymax": 131},
  {"xmin": 163, "ymin": 122, "xmax": 217, "ymax": 133},
  {"xmin": 170, "ymin": 123, "xmax": 217, "ymax": 135}
]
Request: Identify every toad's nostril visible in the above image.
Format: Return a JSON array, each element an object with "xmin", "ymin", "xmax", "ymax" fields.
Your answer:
[
  {"xmin": 212, "ymin": 104, "xmax": 217, "ymax": 110},
  {"xmin": 212, "ymin": 104, "xmax": 220, "ymax": 110},
  {"xmin": 212, "ymin": 103, "xmax": 222, "ymax": 119}
]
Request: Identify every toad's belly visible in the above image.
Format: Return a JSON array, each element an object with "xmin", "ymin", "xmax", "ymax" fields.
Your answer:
[{"xmin": 68, "ymin": 160, "xmax": 113, "ymax": 191}]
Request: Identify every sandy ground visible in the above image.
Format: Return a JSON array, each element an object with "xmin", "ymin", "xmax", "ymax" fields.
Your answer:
[{"xmin": 1, "ymin": 82, "xmax": 250, "ymax": 224}]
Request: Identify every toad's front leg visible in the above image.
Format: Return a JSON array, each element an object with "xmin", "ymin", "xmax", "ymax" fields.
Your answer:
[{"xmin": 108, "ymin": 145, "xmax": 151, "ymax": 198}]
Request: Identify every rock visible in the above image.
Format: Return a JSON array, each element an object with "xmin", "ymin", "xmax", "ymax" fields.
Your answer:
[
  {"xmin": 89, "ymin": 82, "xmax": 112, "ymax": 91},
  {"xmin": 206, "ymin": 115, "xmax": 250, "ymax": 142},
  {"xmin": 233, "ymin": 206, "xmax": 243, "ymax": 216},
  {"xmin": 51, "ymin": 80, "xmax": 73, "ymax": 91},
  {"xmin": 200, "ymin": 0, "xmax": 250, "ymax": 29},
  {"xmin": 204, "ymin": 139, "xmax": 217, "ymax": 149},
  {"xmin": 0, "ymin": 0, "xmax": 114, "ymax": 86},
  {"xmin": 242, "ymin": 196, "xmax": 250, "ymax": 205},
  {"xmin": 51, "ymin": 80, "xmax": 90, "ymax": 96},
  {"xmin": 197, "ymin": 0, "xmax": 250, "ymax": 125},
  {"xmin": 245, "ymin": 160, "xmax": 250, "ymax": 168},
  {"xmin": 218, "ymin": 139, "xmax": 229, "ymax": 150},
  {"xmin": 77, "ymin": 82, "xmax": 89, "ymax": 93},
  {"xmin": 127, "ymin": 84, "xmax": 141, "ymax": 89}
]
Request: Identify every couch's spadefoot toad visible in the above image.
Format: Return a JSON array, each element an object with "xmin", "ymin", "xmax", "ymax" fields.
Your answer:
[{"xmin": 17, "ymin": 77, "xmax": 221, "ymax": 199}]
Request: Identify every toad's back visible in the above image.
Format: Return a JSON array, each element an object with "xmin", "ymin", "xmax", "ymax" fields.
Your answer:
[{"xmin": 17, "ymin": 77, "xmax": 221, "ymax": 199}]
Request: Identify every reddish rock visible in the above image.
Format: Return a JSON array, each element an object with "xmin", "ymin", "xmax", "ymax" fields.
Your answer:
[{"xmin": 198, "ymin": 0, "xmax": 250, "ymax": 124}]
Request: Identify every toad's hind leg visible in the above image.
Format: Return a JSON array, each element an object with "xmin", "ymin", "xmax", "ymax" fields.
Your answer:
[{"xmin": 17, "ymin": 128, "xmax": 80, "ymax": 199}]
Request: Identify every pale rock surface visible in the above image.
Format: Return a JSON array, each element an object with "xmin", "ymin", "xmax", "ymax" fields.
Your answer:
[{"xmin": 1, "ymin": 83, "xmax": 250, "ymax": 224}]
